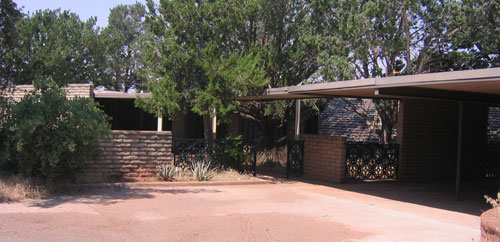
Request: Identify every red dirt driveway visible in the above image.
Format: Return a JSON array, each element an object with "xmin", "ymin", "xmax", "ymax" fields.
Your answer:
[{"xmin": 0, "ymin": 182, "xmax": 482, "ymax": 241}]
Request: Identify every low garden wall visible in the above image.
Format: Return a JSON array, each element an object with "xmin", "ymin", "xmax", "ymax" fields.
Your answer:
[
  {"xmin": 80, "ymin": 130, "xmax": 172, "ymax": 183},
  {"xmin": 481, "ymin": 208, "xmax": 500, "ymax": 242},
  {"xmin": 303, "ymin": 134, "xmax": 347, "ymax": 183}
]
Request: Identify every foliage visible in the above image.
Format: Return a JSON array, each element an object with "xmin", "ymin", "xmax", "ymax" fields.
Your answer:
[
  {"xmin": 138, "ymin": 0, "xmax": 270, "ymax": 138},
  {"xmin": 311, "ymin": 0, "xmax": 496, "ymax": 143},
  {"xmin": 190, "ymin": 161, "xmax": 214, "ymax": 181},
  {"xmin": 100, "ymin": 3, "xmax": 152, "ymax": 92},
  {"xmin": 3, "ymin": 9, "xmax": 105, "ymax": 86},
  {"xmin": 0, "ymin": 80, "xmax": 111, "ymax": 181},
  {"xmin": 485, "ymin": 192, "xmax": 500, "ymax": 208},
  {"xmin": 156, "ymin": 163, "xmax": 176, "ymax": 181},
  {"xmin": 0, "ymin": 0, "xmax": 22, "ymax": 88},
  {"xmin": 221, "ymin": 135, "xmax": 249, "ymax": 164}
]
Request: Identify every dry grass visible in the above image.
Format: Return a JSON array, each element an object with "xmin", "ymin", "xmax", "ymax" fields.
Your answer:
[
  {"xmin": 211, "ymin": 169, "xmax": 253, "ymax": 181},
  {"xmin": 170, "ymin": 169, "xmax": 253, "ymax": 182},
  {"xmin": 0, "ymin": 172, "xmax": 48, "ymax": 202},
  {"xmin": 0, "ymin": 172, "xmax": 82, "ymax": 203}
]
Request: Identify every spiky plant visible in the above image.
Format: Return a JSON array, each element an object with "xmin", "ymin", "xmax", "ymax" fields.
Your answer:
[
  {"xmin": 156, "ymin": 163, "xmax": 176, "ymax": 181},
  {"xmin": 191, "ymin": 161, "xmax": 214, "ymax": 181},
  {"xmin": 485, "ymin": 192, "xmax": 500, "ymax": 208}
]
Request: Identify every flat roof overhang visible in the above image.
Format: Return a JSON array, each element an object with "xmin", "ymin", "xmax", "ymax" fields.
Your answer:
[
  {"xmin": 94, "ymin": 90, "xmax": 152, "ymax": 99},
  {"xmin": 239, "ymin": 68, "xmax": 500, "ymax": 104}
]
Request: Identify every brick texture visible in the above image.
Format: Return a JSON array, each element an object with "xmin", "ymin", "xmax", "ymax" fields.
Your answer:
[
  {"xmin": 303, "ymin": 134, "xmax": 347, "ymax": 183},
  {"xmin": 80, "ymin": 130, "xmax": 172, "ymax": 182},
  {"xmin": 1, "ymin": 84, "xmax": 93, "ymax": 101},
  {"xmin": 398, "ymin": 99, "xmax": 488, "ymax": 181}
]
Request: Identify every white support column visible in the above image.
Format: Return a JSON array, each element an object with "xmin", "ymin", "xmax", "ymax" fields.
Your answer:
[
  {"xmin": 212, "ymin": 108, "xmax": 217, "ymax": 140},
  {"xmin": 157, "ymin": 116, "xmax": 163, "ymax": 132},
  {"xmin": 295, "ymin": 99, "xmax": 301, "ymax": 140}
]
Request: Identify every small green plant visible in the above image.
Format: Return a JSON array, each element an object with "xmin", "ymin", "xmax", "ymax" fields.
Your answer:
[
  {"xmin": 190, "ymin": 161, "xmax": 214, "ymax": 181},
  {"xmin": 156, "ymin": 163, "xmax": 176, "ymax": 181},
  {"xmin": 485, "ymin": 192, "xmax": 500, "ymax": 208}
]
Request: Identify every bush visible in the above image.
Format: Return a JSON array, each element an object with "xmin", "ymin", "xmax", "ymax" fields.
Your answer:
[
  {"xmin": 191, "ymin": 161, "xmax": 214, "ymax": 181},
  {"xmin": 0, "ymin": 81, "xmax": 110, "ymax": 181}
]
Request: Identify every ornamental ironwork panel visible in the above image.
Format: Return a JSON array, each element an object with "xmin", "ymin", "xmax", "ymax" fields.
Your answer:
[
  {"xmin": 346, "ymin": 142, "xmax": 399, "ymax": 182},
  {"xmin": 173, "ymin": 139, "xmax": 256, "ymax": 175},
  {"xmin": 287, "ymin": 140, "xmax": 304, "ymax": 179},
  {"xmin": 486, "ymin": 142, "xmax": 500, "ymax": 179}
]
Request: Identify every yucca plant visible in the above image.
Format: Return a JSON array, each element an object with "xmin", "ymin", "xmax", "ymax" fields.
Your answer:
[
  {"xmin": 191, "ymin": 161, "xmax": 214, "ymax": 181},
  {"xmin": 156, "ymin": 163, "xmax": 176, "ymax": 181},
  {"xmin": 485, "ymin": 192, "xmax": 500, "ymax": 210}
]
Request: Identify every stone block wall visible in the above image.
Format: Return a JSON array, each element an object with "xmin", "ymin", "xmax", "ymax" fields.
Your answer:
[
  {"xmin": 1, "ymin": 84, "xmax": 93, "ymax": 101},
  {"xmin": 80, "ymin": 130, "xmax": 172, "ymax": 182},
  {"xmin": 303, "ymin": 134, "xmax": 347, "ymax": 183}
]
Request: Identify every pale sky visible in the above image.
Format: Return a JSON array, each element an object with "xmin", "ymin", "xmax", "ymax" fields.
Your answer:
[{"xmin": 14, "ymin": 0, "xmax": 155, "ymax": 27}]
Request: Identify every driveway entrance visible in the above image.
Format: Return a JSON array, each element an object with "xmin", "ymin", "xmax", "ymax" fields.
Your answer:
[{"xmin": 0, "ymin": 182, "xmax": 483, "ymax": 241}]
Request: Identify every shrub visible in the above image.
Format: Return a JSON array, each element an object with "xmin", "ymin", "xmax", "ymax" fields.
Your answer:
[
  {"xmin": 156, "ymin": 163, "xmax": 176, "ymax": 181},
  {"xmin": 191, "ymin": 161, "xmax": 214, "ymax": 181},
  {"xmin": 0, "ymin": 80, "xmax": 110, "ymax": 181}
]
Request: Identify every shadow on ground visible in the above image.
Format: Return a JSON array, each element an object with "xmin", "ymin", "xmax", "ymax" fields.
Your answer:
[
  {"xmin": 27, "ymin": 188, "xmax": 222, "ymax": 208},
  {"xmin": 265, "ymin": 172, "xmax": 497, "ymax": 216}
]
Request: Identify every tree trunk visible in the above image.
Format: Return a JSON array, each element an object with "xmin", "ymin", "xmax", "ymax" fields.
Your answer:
[{"xmin": 202, "ymin": 114, "xmax": 213, "ymax": 140}]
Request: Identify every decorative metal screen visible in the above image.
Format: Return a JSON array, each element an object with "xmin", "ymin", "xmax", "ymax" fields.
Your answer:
[
  {"xmin": 173, "ymin": 139, "xmax": 256, "ymax": 175},
  {"xmin": 287, "ymin": 140, "xmax": 304, "ymax": 179},
  {"xmin": 346, "ymin": 142, "xmax": 399, "ymax": 182},
  {"xmin": 486, "ymin": 142, "xmax": 500, "ymax": 179}
]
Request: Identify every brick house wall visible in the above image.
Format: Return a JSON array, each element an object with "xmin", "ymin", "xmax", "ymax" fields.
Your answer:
[
  {"xmin": 303, "ymin": 134, "xmax": 347, "ymax": 183},
  {"xmin": 398, "ymin": 99, "xmax": 489, "ymax": 181},
  {"xmin": 80, "ymin": 130, "xmax": 172, "ymax": 182}
]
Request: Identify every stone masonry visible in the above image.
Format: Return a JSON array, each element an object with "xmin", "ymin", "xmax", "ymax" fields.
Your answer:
[
  {"xmin": 303, "ymin": 134, "xmax": 347, "ymax": 183},
  {"xmin": 80, "ymin": 130, "xmax": 172, "ymax": 182}
]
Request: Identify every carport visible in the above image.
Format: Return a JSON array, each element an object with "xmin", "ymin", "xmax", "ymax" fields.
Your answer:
[{"xmin": 240, "ymin": 68, "xmax": 500, "ymax": 199}]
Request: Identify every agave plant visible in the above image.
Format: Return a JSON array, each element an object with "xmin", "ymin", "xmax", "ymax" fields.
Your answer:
[
  {"xmin": 191, "ymin": 161, "xmax": 214, "ymax": 181},
  {"xmin": 156, "ymin": 163, "xmax": 176, "ymax": 181},
  {"xmin": 485, "ymin": 192, "xmax": 500, "ymax": 209}
]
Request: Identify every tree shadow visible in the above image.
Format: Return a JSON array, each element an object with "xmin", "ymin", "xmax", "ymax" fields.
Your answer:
[{"xmin": 26, "ymin": 187, "xmax": 223, "ymax": 208}]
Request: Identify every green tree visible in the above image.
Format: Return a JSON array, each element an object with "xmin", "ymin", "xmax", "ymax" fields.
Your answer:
[
  {"xmin": 138, "ymin": 0, "xmax": 268, "ymax": 139},
  {"xmin": 315, "ymin": 0, "xmax": 472, "ymax": 143},
  {"xmin": 5, "ymin": 9, "xmax": 105, "ymax": 86},
  {"xmin": 0, "ymin": 80, "xmax": 110, "ymax": 181},
  {"xmin": 140, "ymin": 0, "xmax": 328, "ymax": 142},
  {"xmin": 0, "ymin": 0, "xmax": 22, "ymax": 87},
  {"xmin": 100, "ymin": 3, "xmax": 151, "ymax": 92}
]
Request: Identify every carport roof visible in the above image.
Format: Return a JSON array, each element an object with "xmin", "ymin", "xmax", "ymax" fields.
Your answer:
[{"xmin": 239, "ymin": 67, "xmax": 500, "ymax": 104}]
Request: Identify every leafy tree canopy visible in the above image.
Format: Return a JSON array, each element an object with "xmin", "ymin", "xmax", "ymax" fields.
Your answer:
[
  {"xmin": 0, "ymin": 0, "xmax": 22, "ymax": 87},
  {"xmin": 138, "ymin": 0, "xmax": 269, "ymax": 124},
  {"xmin": 4, "ymin": 9, "xmax": 105, "ymax": 86},
  {"xmin": 100, "ymin": 2, "xmax": 152, "ymax": 92}
]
